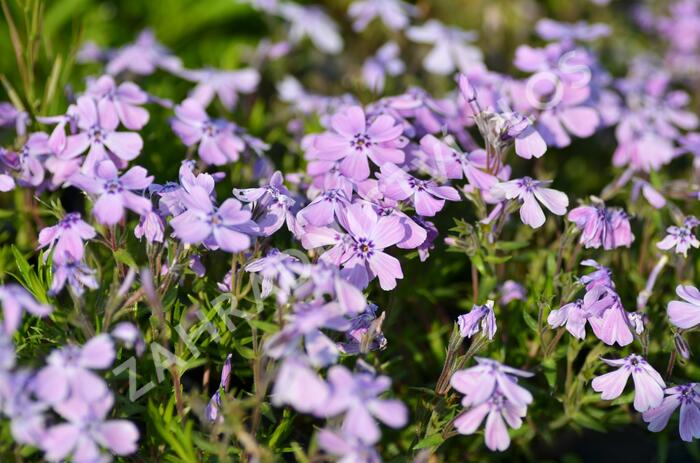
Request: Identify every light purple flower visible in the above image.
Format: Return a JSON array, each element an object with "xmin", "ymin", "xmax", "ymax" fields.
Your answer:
[
  {"xmin": 278, "ymin": 3, "xmax": 343, "ymax": 54},
  {"xmin": 170, "ymin": 184, "xmax": 256, "ymax": 253},
  {"xmin": 298, "ymin": 185, "xmax": 351, "ymax": 227},
  {"xmin": 0, "ymin": 284, "xmax": 52, "ymax": 334},
  {"xmin": 264, "ymin": 301, "xmax": 350, "ymax": 367},
  {"xmin": 179, "ymin": 67, "xmax": 260, "ymax": 110},
  {"xmin": 657, "ymin": 218, "xmax": 700, "ymax": 257},
  {"xmin": 588, "ymin": 292, "xmax": 635, "ymax": 347},
  {"xmin": 668, "ymin": 284, "xmax": 700, "ymax": 329},
  {"xmin": 450, "ymin": 358, "xmax": 533, "ymax": 409},
  {"xmin": 171, "ymin": 98, "xmax": 245, "ymax": 166},
  {"xmin": 643, "ymin": 383, "xmax": 700, "ymax": 442},
  {"xmin": 547, "ymin": 286, "xmax": 614, "ymax": 340},
  {"xmin": 453, "ymin": 391, "xmax": 527, "ymax": 452},
  {"xmin": 87, "ymin": 75, "xmax": 150, "ymax": 130},
  {"xmin": 59, "ymin": 96, "xmax": 144, "ymax": 174},
  {"xmin": 49, "ymin": 258, "xmax": 99, "ymax": 296},
  {"xmin": 0, "ymin": 370, "xmax": 47, "ymax": 446},
  {"xmin": 490, "ymin": 177, "xmax": 568, "ymax": 229},
  {"xmin": 536, "ymin": 19, "xmax": 611, "ymax": 43},
  {"xmin": 271, "ymin": 356, "xmax": 329, "ymax": 413},
  {"xmin": 17, "ymin": 132, "xmax": 52, "ymax": 186},
  {"xmin": 134, "ymin": 211, "xmax": 165, "ymax": 243},
  {"xmin": 348, "ymin": 0, "xmax": 415, "ymax": 31},
  {"xmin": 317, "ymin": 365, "xmax": 408, "ymax": 444},
  {"xmin": 245, "ymin": 249, "xmax": 306, "ymax": 302},
  {"xmin": 499, "ymin": 280, "xmax": 526, "ymax": 305},
  {"xmin": 205, "ymin": 353, "xmax": 233, "ymax": 422},
  {"xmin": 34, "ymin": 334, "xmax": 115, "ymax": 404},
  {"xmin": 111, "ymin": 322, "xmax": 145, "ymax": 356},
  {"xmin": 69, "ymin": 161, "xmax": 153, "ymax": 225},
  {"xmin": 568, "ymin": 204, "xmax": 634, "ymax": 249},
  {"xmin": 41, "ymin": 393, "xmax": 139, "ymax": 461},
  {"xmin": 337, "ymin": 303, "xmax": 387, "ymax": 354},
  {"xmin": 362, "ymin": 42, "xmax": 405, "ymax": 93},
  {"xmin": 406, "ymin": 20, "xmax": 482, "ymax": 75},
  {"xmin": 318, "ymin": 428, "xmax": 381, "ymax": 462},
  {"xmin": 338, "ymin": 202, "xmax": 405, "ymax": 290},
  {"xmin": 458, "ymin": 300, "xmax": 497, "ymax": 340},
  {"xmin": 591, "ymin": 354, "xmax": 666, "ymax": 412},
  {"xmin": 106, "ymin": 29, "xmax": 182, "ymax": 75},
  {"xmin": 314, "ymin": 106, "xmax": 406, "ymax": 181},
  {"xmin": 379, "ymin": 162, "xmax": 460, "ymax": 217},
  {"xmin": 38, "ymin": 213, "xmax": 96, "ymax": 263}
]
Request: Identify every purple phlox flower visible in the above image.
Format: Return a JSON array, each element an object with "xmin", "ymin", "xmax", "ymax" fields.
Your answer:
[
  {"xmin": 415, "ymin": 216, "xmax": 438, "ymax": 262},
  {"xmin": 499, "ymin": 280, "xmax": 526, "ymax": 305},
  {"xmin": 362, "ymin": 41, "xmax": 405, "ymax": 93},
  {"xmin": 318, "ymin": 428, "xmax": 381, "ymax": 462},
  {"xmin": 588, "ymin": 291, "xmax": 635, "ymax": 346},
  {"xmin": 170, "ymin": 184, "xmax": 257, "ymax": 253},
  {"xmin": 0, "ymin": 101, "xmax": 29, "ymax": 135},
  {"xmin": 111, "ymin": 322, "xmax": 145, "ymax": 356},
  {"xmin": 0, "ymin": 333, "xmax": 15, "ymax": 370},
  {"xmin": 178, "ymin": 67, "xmax": 260, "ymax": 110},
  {"xmin": 387, "ymin": 86, "xmax": 457, "ymax": 135},
  {"xmin": 379, "ymin": 162, "xmax": 460, "ymax": 217},
  {"xmin": 49, "ymin": 257, "xmax": 99, "ymax": 296},
  {"xmin": 278, "ymin": 3, "xmax": 343, "ymax": 54},
  {"xmin": 627, "ymin": 311, "xmax": 647, "ymax": 335},
  {"xmin": 0, "ymin": 148, "xmax": 17, "ymax": 192},
  {"xmin": 592, "ymin": 354, "xmax": 666, "ymax": 412},
  {"xmin": 271, "ymin": 355, "xmax": 330, "ymax": 414},
  {"xmin": 643, "ymin": 383, "xmax": 700, "ymax": 442},
  {"xmin": 338, "ymin": 202, "xmax": 406, "ymax": 290},
  {"xmin": 490, "ymin": 177, "xmax": 568, "ymax": 229},
  {"xmin": 453, "ymin": 390, "xmax": 527, "ymax": 452},
  {"xmin": 58, "ymin": 95, "xmax": 144, "ymax": 174},
  {"xmin": 631, "ymin": 178, "xmax": 666, "ymax": 209},
  {"xmin": 657, "ymin": 219, "xmax": 700, "ymax": 257},
  {"xmin": 254, "ymin": 39, "xmax": 291, "ymax": 62},
  {"xmin": 298, "ymin": 223, "xmax": 352, "ymax": 267},
  {"xmin": 69, "ymin": 161, "xmax": 153, "ymax": 225},
  {"xmin": 34, "ymin": 334, "xmax": 115, "ymax": 404},
  {"xmin": 536, "ymin": 19, "xmax": 611, "ymax": 43},
  {"xmin": 134, "ymin": 210, "xmax": 165, "ymax": 243},
  {"xmin": 451, "ymin": 359, "xmax": 532, "ymax": 452},
  {"xmin": 416, "ymin": 134, "xmax": 498, "ymax": 191},
  {"xmin": 668, "ymin": 284, "xmax": 700, "ymax": 329},
  {"xmin": 568, "ymin": 203, "xmax": 634, "ymax": 249},
  {"xmin": 406, "ymin": 20, "xmax": 482, "ymax": 75},
  {"xmin": 316, "ymin": 365, "xmax": 408, "ymax": 444},
  {"xmin": 245, "ymin": 249, "xmax": 307, "ymax": 302},
  {"xmin": 534, "ymin": 84, "xmax": 600, "ymax": 149},
  {"xmin": 75, "ymin": 41, "xmax": 105, "ymax": 64},
  {"xmin": 314, "ymin": 105, "xmax": 406, "ymax": 181},
  {"xmin": 264, "ymin": 301, "xmax": 350, "ymax": 367},
  {"xmin": 38, "ymin": 212, "xmax": 96, "ymax": 264},
  {"xmin": 458, "ymin": 300, "xmax": 497, "ymax": 340},
  {"xmin": 579, "ymin": 259, "xmax": 615, "ymax": 290},
  {"xmin": 348, "ymin": 0, "xmax": 416, "ymax": 31},
  {"xmin": 0, "ymin": 284, "xmax": 52, "ymax": 334},
  {"xmin": 17, "ymin": 132, "xmax": 52, "ymax": 187},
  {"xmin": 106, "ymin": 29, "xmax": 182, "ymax": 75},
  {"xmin": 171, "ymin": 98, "xmax": 245, "ymax": 166},
  {"xmin": 205, "ymin": 353, "xmax": 233, "ymax": 422},
  {"xmin": 298, "ymin": 184, "xmax": 352, "ymax": 228},
  {"xmin": 233, "ymin": 171, "xmax": 296, "ymax": 236},
  {"xmin": 41, "ymin": 392, "xmax": 139, "ymax": 462},
  {"xmin": 450, "ymin": 358, "xmax": 533, "ymax": 409},
  {"xmin": 547, "ymin": 286, "xmax": 614, "ymax": 340},
  {"xmin": 337, "ymin": 303, "xmax": 387, "ymax": 354},
  {"xmin": 86, "ymin": 75, "xmax": 149, "ymax": 130},
  {"xmin": 458, "ymin": 75, "xmax": 547, "ymax": 160},
  {"xmin": 292, "ymin": 262, "xmax": 368, "ymax": 315},
  {"xmin": 277, "ymin": 76, "xmax": 358, "ymax": 117},
  {"xmin": 0, "ymin": 369, "xmax": 48, "ymax": 446}
]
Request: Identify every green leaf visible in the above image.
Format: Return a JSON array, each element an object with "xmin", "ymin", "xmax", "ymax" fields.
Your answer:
[
  {"xmin": 522, "ymin": 308, "xmax": 538, "ymax": 332},
  {"xmin": 413, "ymin": 433, "xmax": 445, "ymax": 450},
  {"xmin": 114, "ymin": 249, "xmax": 137, "ymax": 268}
]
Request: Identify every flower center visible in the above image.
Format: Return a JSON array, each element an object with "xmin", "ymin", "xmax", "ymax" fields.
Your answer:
[{"xmin": 350, "ymin": 133, "xmax": 372, "ymax": 152}]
